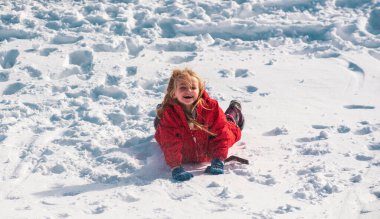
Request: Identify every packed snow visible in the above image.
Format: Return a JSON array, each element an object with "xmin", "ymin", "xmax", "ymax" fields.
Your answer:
[{"xmin": 1, "ymin": 0, "xmax": 380, "ymax": 218}]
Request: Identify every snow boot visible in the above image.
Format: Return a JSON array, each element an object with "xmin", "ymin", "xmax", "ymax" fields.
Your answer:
[{"xmin": 225, "ymin": 100, "xmax": 245, "ymax": 130}]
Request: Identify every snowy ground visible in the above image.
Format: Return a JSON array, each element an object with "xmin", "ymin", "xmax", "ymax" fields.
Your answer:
[{"xmin": 1, "ymin": 0, "xmax": 380, "ymax": 218}]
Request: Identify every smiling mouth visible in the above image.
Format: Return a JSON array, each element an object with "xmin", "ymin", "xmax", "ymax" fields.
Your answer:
[{"xmin": 183, "ymin": 96, "xmax": 193, "ymax": 99}]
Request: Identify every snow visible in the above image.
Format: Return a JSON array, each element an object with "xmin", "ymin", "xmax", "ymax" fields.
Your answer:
[{"xmin": 1, "ymin": 0, "xmax": 379, "ymax": 218}]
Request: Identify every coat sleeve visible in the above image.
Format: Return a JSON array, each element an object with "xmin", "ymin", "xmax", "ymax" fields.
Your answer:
[
  {"xmin": 207, "ymin": 102, "xmax": 232, "ymax": 160},
  {"xmin": 154, "ymin": 108, "xmax": 183, "ymax": 168}
]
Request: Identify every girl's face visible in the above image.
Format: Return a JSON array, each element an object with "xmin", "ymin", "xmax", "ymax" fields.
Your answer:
[{"xmin": 173, "ymin": 76, "xmax": 200, "ymax": 111}]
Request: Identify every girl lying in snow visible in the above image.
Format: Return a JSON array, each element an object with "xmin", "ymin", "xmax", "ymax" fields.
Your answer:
[{"xmin": 154, "ymin": 68, "xmax": 245, "ymax": 181}]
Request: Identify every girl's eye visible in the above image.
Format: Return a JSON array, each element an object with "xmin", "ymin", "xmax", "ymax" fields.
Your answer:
[
  {"xmin": 191, "ymin": 86, "xmax": 197, "ymax": 90},
  {"xmin": 180, "ymin": 86, "xmax": 187, "ymax": 90}
]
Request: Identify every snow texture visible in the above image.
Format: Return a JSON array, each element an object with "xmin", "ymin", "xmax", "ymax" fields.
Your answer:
[{"xmin": 0, "ymin": 0, "xmax": 380, "ymax": 218}]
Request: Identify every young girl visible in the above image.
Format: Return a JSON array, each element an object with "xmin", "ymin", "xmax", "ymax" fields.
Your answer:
[{"xmin": 154, "ymin": 68, "xmax": 244, "ymax": 181}]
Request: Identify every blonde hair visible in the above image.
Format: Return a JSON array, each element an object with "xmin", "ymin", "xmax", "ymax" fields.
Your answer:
[{"xmin": 157, "ymin": 68, "xmax": 216, "ymax": 136}]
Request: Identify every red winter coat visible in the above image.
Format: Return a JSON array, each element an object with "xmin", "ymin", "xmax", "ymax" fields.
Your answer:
[{"xmin": 155, "ymin": 90, "xmax": 241, "ymax": 168}]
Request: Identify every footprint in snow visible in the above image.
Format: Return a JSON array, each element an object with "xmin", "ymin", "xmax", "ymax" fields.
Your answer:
[
  {"xmin": 217, "ymin": 187, "xmax": 243, "ymax": 199},
  {"xmin": 45, "ymin": 21, "xmax": 62, "ymax": 31},
  {"xmin": 34, "ymin": 10, "xmax": 59, "ymax": 21},
  {"xmin": 126, "ymin": 66, "xmax": 137, "ymax": 76},
  {"xmin": 155, "ymin": 41, "xmax": 197, "ymax": 52},
  {"xmin": 265, "ymin": 59, "xmax": 276, "ymax": 65},
  {"xmin": 350, "ymin": 174, "xmax": 362, "ymax": 183},
  {"xmin": 138, "ymin": 78, "xmax": 167, "ymax": 94},
  {"xmin": 50, "ymin": 66, "xmax": 81, "ymax": 80},
  {"xmin": 62, "ymin": 191, "xmax": 81, "ymax": 196},
  {"xmin": 230, "ymin": 167, "xmax": 252, "ymax": 177},
  {"xmin": 246, "ymin": 85, "xmax": 258, "ymax": 93},
  {"xmin": 64, "ymin": 89, "xmax": 88, "ymax": 98},
  {"xmin": 344, "ymin": 105, "xmax": 375, "ymax": 109},
  {"xmin": 337, "ymin": 125, "xmax": 351, "ymax": 133},
  {"xmin": 355, "ymin": 154, "xmax": 374, "ymax": 161},
  {"xmin": 354, "ymin": 127, "xmax": 372, "ymax": 135},
  {"xmin": 312, "ymin": 125, "xmax": 333, "ymax": 130},
  {"xmin": 0, "ymin": 134, "xmax": 7, "ymax": 142},
  {"xmin": 42, "ymin": 148, "xmax": 54, "ymax": 156},
  {"xmin": 110, "ymin": 23, "xmax": 129, "ymax": 36},
  {"xmin": 119, "ymin": 192, "xmax": 140, "ymax": 203},
  {"xmin": 124, "ymin": 103, "xmax": 142, "ymax": 116},
  {"xmin": 0, "ymin": 49, "xmax": 20, "ymax": 69},
  {"xmin": 168, "ymin": 54, "xmax": 196, "ymax": 64},
  {"xmin": 0, "ymin": 72, "xmax": 10, "ymax": 82},
  {"xmin": 50, "ymin": 164, "xmax": 66, "ymax": 174},
  {"xmin": 0, "ymin": 29, "xmax": 37, "ymax": 42},
  {"xmin": 348, "ymin": 62, "xmax": 364, "ymax": 75},
  {"xmin": 58, "ymin": 213, "xmax": 70, "ymax": 218},
  {"xmin": 121, "ymin": 136, "xmax": 154, "ymax": 148},
  {"xmin": 90, "ymin": 86, "xmax": 127, "ymax": 101},
  {"xmin": 368, "ymin": 143, "xmax": 380, "ymax": 151},
  {"xmin": 22, "ymin": 66, "xmax": 42, "ymax": 78},
  {"xmin": 106, "ymin": 74, "xmax": 121, "ymax": 86},
  {"xmin": 169, "ymin": 190, "xmax": 193, "ymax": 201},
  {"xmin": 235, "ymin": 69, "xmax": 251, "ymax": 78},
  {"xmin": 69, "ymin": 50, "xmax": 94, "ymax": 74},
  {"xmin": 296, "ymin": 142, "xmax": 331, "ymax": 156},
  {"xmin": 3, "ymin": 82, "xmax": 27, "ymax": 95},
  {"xmin": 314, "ymin": 51, "xmax": 341, "ymax": 59},
  {"xmin": 207, "ymin": 181, "xmax": 221, "ymax": 188},
  {"xmin": 369, "ymin": 50, "xmax": 380, "ymax": 61},
  {"xmin": 107, "ymin": 113, "xmax": 125, "ymax": 126},
  {"xmin": 86, "ymin": 15, "xmax": 107, "ymax": 26},
  {"xmin": 367, "ymin": 8, "xmax": 380, "ymax": 35},
  {"xmin": 296, "ymin": 131, "xmax": 328, "ymax": 143},
  {"xmin": 23, "ymin": 102, "xmax": 41, "ymax": 111},
  {"xmin": 52, "ymin": 138, "xmax": 83, "ymax": 147},
  {"xmin": 39, "ymin": 48, "xmax": 57, "ymax": 56},
  {"xmin": 50, "ymin": 50, "xmax": 94, "ymax": 80},
  {"xmin": 264, "ymin": 127, "xmax": 288, "ymax": 136},
  {"xmin": 218, "ymin": 69, "xmax": 234, "ymax": 78},
  {"xmin": 274, "ymin": 204, "xmax": 301, "ymax": 214},
  {"xmin": 6, "ymin": 195, "xmax": 21, "ymax": 200},
  {"xmin": 50, "ymin": 34, "xmax": 84, "ymax": 44},
  {"xmin": 126, "ymin": 38, "xmax": 144, "ymax": 57},
  {"xmin": 93, "ymin": 43, "xmax": 125, "ymax": 52},
  {"xmin": 91, "ymin": 205, "xmax": 107, "ymax": 214},
  {"xmin": 296, "ymin": 165, "xmax": 324, "ymax": 176},
  {"xmin": 259, "ymin": 92, "xmax": 270, "ymax": 97},
  {"xmin": 373, "ymin": 191, "xmax": 380, "ymax": 199},
  {"xmin": 1, "ymin": 13, "xmax": 20, "ymax": 25},
  {"xmin": 248, "ymin": 174, "xmax": 276, "ymax": 186}
]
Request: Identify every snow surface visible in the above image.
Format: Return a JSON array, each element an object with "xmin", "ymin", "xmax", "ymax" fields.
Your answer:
[{"xmin": 1, "ymin": 0, "xmax": 380, "ymax": 218}]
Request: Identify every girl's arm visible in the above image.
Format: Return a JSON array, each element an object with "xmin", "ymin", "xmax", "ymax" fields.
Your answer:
[{"xmin": 154, "ymin": 108, "xmax": 184, "ymax": 168}]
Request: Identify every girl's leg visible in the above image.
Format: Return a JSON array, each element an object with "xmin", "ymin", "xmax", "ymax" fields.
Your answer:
[{"xmin": 225, "ymin": 100, "xmax": 245, "ymax": 130}]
